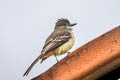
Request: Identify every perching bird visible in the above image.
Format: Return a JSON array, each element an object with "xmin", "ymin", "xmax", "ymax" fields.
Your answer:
[{"xmin": 23, "ymin": 18, "xmax": 77, "ymax": 76}]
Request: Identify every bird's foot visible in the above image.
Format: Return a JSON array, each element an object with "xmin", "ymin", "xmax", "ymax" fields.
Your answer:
[
  {"xmin": 67, "ymin": 52, "xmax": 71, "ymax": 54},
  {"xmin": 54, "ymin": 54, "xmax": 59, "ymax": 63}
]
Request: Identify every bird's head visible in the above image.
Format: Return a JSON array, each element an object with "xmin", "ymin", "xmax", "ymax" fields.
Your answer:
[{"xmin": 55, "ymin": 18, "xmax": 77, "ymax": 30}]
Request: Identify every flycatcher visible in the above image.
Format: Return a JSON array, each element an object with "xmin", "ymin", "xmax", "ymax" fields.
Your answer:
[{"xmin": 23, "ymin": 18, "xmax": 77, "ymax": 76}]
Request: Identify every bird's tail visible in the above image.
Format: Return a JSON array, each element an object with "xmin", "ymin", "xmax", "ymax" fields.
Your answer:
[{"xmin": 23, "ymin": 55, "xmax": 42, "ymax": 77}]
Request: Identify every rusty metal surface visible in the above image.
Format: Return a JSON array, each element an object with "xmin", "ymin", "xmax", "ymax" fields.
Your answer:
[{"xmin": 32, "ymin": 25, "xmax": 120, "ymax": 80}]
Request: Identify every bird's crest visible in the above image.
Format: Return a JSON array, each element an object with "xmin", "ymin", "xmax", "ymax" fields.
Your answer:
[{"xmin": 56, "ymin": 18, "xmax": 70, "ymax": 26}]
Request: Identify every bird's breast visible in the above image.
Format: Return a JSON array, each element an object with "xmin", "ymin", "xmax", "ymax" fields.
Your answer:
[{"xmin": 55, "ymin": 31, "xmax": 75, "ymax": 55}]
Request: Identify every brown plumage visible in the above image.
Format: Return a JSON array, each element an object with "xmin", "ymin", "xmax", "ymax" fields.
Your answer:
[{"xmin": 23, "ymin": 18, "xmax": 77, "ymax": 76}]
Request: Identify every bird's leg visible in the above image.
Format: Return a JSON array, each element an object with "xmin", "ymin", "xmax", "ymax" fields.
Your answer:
[{"xmin": 54, "ymin": 54, "xmax": 58, "ymax": 62}]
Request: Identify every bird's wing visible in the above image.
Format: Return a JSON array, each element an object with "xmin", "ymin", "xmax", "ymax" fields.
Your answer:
[
  {"xmin": 23, "ymin": 30, "xmax": 71, "ymax": 77},
  {"xmin": 40, "ymin": 30, "xmax": 71, "ymax": 57}
]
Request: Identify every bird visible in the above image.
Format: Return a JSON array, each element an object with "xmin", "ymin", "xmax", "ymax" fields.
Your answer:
[{"xmin": 23, "ymin": 18, "xmax": 77, "ymax": 76}]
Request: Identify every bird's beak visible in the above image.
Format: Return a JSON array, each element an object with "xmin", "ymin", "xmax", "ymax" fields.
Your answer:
[{"xmin": 69, "ymin": 23, "xmax": 77, "ymax": 26}]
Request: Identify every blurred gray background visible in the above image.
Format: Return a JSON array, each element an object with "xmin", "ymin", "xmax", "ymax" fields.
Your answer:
[{"xmin": 0, "ymin": 0, "xmax": 120, "ymax": 80}]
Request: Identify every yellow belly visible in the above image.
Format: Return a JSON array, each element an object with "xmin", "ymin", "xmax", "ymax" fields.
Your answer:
[
  {"xmin": 54, "ymin": 38, "xmax": 74, "ymax": 55},
  {"xmin": 45, "ymin": 31, "xmax": 75, "ymax": 57}
]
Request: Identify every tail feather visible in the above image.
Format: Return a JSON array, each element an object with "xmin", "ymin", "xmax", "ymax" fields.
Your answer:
[
  {"xmin": 40, "ymin": 57, "xmax": 48, "ymax": 64},
  {"xmin": 23, "ymin": 55, "xmax": 42, "ymax": 76}
]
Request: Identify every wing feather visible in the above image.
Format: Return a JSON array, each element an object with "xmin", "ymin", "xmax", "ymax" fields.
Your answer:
[{"xmin": 40, "ymin": 30, "xmax": 71, "ymax": 57}]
